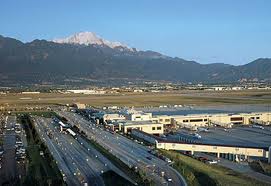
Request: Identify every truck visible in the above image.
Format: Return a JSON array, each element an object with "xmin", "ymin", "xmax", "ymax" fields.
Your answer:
[{"xmin": 67, "ymin": 128, "xmax": 77, "ymax": 137}]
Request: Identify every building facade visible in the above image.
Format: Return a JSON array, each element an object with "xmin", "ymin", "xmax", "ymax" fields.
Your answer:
[
  {"xmin": 171, "ymin": 112, "xmax": 271, "ymax": 128},
  {"xmin": 120, "ymin": 121, "xmax": 164, "ymax": 135},
  {"xmin": 128, "ymin": 113, "xmax": 153, "ymax": 121}
]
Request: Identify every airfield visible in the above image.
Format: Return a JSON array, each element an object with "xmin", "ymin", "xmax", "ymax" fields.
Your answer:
[{"xmin": 1, "ymin": 90, "xmax": 271, "ymax": 109}]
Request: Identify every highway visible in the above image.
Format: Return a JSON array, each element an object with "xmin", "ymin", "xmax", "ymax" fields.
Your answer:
[
  {"xmin": 33, "ymin": 116, "xmax": 134, "ymax": 186},
  {"xmin": 33, "ymin": 117, "xmax": 85, "ymax": 185},
  {"xmin": 34, "ymin": 116, "xmax": 104, "ymax": 186},
  {"xmin": 57, "ymin": 111, "xmax": 187, "ymax": 186}
]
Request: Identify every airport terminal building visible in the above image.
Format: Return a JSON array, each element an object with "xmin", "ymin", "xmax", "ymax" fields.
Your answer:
[
  {"xmin": 154, "ymin": 112, "xmax": 271, "ymax": 129},
  {"xmin": 102, "ymin": 109, "xmax": 271, "ymax": 135}
]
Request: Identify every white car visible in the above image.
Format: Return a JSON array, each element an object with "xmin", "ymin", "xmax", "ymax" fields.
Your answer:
[
  {"xmin": 208, "ymin": 160, "xmax": 218, "ymax": 164},
  {"xmin": 165, "ymin": 158, "xmax": 172, "ymax": 163}
]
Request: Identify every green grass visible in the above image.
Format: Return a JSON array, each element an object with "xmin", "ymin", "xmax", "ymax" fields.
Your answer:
[
  {"xmin": 249, "ymin": 161, "xmax": 265, "ymax": 174},
  {"xmin": 262, "ymin": 164, "xmax": 271, "ymax": 176},
  {"xmin": 19, "ymin": 115, "xmax": 64, "ymax": 186},
  {"xmin": 259, "ymin": 161, "xmax": 271, "ymax": 176},
  {"xmin": 15, "ymin": 111, "xmax": 57, "ymax": 118},
  {"xmin": 161, "ymin": 150, "xmax": 271, "ymax": 186}
]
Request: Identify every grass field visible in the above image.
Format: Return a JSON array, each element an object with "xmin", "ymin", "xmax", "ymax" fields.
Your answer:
[
  {"xmin": 1, "ymin": 90, "xmax": 271, "ymax": 108},
  {"xmin": 161, "ymin": 150, "xmax": 271, "ymax": 186},
  {"xmin": 261, "ymin": 162, "xmax": 271, "ymax": 176}
]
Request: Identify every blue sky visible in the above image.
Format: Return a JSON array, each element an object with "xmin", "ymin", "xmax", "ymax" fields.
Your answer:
[{"xmin": 0, "ymin": 0, "xmax": 270, "ymax": 65}]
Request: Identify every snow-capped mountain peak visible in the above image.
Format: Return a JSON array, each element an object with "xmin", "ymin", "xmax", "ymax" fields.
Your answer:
[{"xmin": 53, "ymin": 32, "xmax": 132, "ymax": 50}]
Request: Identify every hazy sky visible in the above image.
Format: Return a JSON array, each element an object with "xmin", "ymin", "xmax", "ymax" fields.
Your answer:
[{"xmin": 0, "ymin": 0, "xmax": 270, "ymax": 65}]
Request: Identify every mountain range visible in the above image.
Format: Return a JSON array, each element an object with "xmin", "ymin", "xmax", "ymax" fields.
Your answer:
[
  {"xmin": 0, "ymin": 32, "xmax": 271, "ymax": 86},
  {"xmin": 53, "ymin": 32, "xmax": 135, "ymax": 51}
]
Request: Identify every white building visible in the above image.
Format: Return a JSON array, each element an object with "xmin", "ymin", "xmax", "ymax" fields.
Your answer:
[
  {"xmin": 103, "ymin": 113, "xmax": 125, "ymax": 121},
  {"xmin": 21, "ymin": 91, "xmax": 40, "ymax": 94},
  {"xmin": 128, "ymin": 113, "xmax": 153, "ymax": 121},
  {"xmin": 212, "ymin": 87, "xmax": 225, "ymax": 91},
  {"xmin": 133, "ymin": 89, "xmax": 143, "ymax": 93},
  {"xmin": 231, "ymin": 87, "xmax": 243, "ymax": 90},
  {"xmin": 119, "ymin": 121, "xmax": 164, "ymax": 135},
  {"xmin": 67, "ymin": 89, "xmax": 105, "ymax": 94},
  {"xmin": 171, "ymin": 112, "xmax": 271, "ymax": 128}
]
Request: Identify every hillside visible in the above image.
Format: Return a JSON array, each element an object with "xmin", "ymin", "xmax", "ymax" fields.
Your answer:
[{"xmin": 0, "ymin": 34, "xmax": 270, "ymax": 86}]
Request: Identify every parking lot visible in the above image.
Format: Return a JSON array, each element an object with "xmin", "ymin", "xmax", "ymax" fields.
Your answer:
[{"xmin": 0, "ymin": 116, "xmax": 27, "ymax": 185}]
